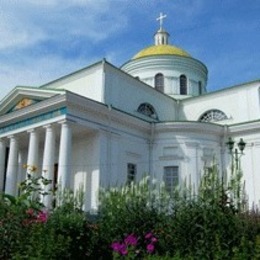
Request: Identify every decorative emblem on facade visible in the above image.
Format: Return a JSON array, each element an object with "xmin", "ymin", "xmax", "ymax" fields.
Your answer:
[{"xmin": 14, "ymin": 98, "xmax": 34, "ymax": 110}]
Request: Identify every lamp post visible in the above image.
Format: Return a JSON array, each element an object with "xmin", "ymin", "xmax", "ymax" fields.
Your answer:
[{"xmin": 226, "ymin": 137, "xmax": 246, "ymax": 171}]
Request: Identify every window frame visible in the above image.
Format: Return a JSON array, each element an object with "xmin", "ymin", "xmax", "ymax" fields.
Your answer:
[
  {"xmin": 180, "ymin": 74, "xmax": 187, "ymax": 95},
  {"xmin": 127, "ymin": 163, "xmax": 137, "ymax": 185},
  {"xmin": 154, "ymin": 73, "xmax": 164, "ymax": 92},
  {"xmin": 163, "ymin": 166, "xmax": 179, "ymax": 194},
  {"xmin": 137, "ymin": 103, "xmax": 158, "ymax": 120}
]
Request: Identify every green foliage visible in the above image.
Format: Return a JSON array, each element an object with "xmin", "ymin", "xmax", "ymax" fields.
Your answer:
[
  {"xmin": 0, "ymin": 171, "xmax": 96, "ymax": 259},
  {"xmin": 0, "ymin": 169, "xmax": 52, "ymax": 259},
  {"xmin": 45, "ymin": 204, "xmax": 96, "ymax": 259},
  {"xmin": 1, "ymin": 162, "xmax": 260, "ymax": 259},
  {"xmin": 55, "ymin": 185, "xmax": 84, "ymax": 211},
  {"xmin": 0, "ymin": 195, "xmax": 27, "ymax": 259},
  {"xmin": 94, "ymin": 165, "xmax": 260, "ymax": 259},
  {"xmin": 96, "ymin": 176, "xmax": 171, "ymax": 258}
]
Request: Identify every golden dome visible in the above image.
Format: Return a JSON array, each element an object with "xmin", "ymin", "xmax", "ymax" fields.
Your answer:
[{"xmin": 133, "ymin": 44, "xmax": 191, "ymax": 59}]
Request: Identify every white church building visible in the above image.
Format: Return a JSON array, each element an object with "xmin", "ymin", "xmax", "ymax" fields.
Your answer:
[{"xmin": 0, "ymin": 15, "xmax": 259, "ymax": 210}]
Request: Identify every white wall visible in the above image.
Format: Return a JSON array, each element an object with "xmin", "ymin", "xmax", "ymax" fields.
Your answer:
[
  {"xmin": 152, "ymin": 123, "xmax": 222, "ymax": 192},
  {"xmin": 228, "ymin": 131, "xmax": 260, "ymax": 207},
  {"xmin": 42, "ymin": 62, "xmax": 104, "ymax": 103},
  {"xmin": 181, "ymin": 81, "xmax": 260, "ymax": 124},
  {"xmin": 104, "ymin": 63, "xmax": 178, "ymax": 121}
]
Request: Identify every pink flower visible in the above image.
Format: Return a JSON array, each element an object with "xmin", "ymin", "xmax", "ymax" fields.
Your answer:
[
  {"xmin": 124, "ymin": 234, "xmax": 138, "ymax": 246},
  {"xmin": 111, "ymin": 242, "xmax": 122, "ymax": 252},
  {"xmin": 121, "ymin": 248, "xmax": 128, "ymax": 255},
  {"xmin": 111, "ymin": 242, "xmax": 128, "ymax": 255},
  {"xmin": 147, "ymin": 243, "xmax": 155, "ymax": 253},
  {"xmin": 26, "ymin": 208, "xmax": 34, "ymax": 216},
  {"xmin": 151, "ymin": 237, "xmax": 158, "ymax": 243},
  {"xmin": 36, "ymin": 211, "xmax": 48, "ymax": 223},
  {"xmin": 145, "ymin": 232, "xmax": 153, "ymax": 239}
]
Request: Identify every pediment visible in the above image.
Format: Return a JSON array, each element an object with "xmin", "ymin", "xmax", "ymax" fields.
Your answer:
[{"xmin": 0, "ymin": 86, "xmax": 65, "ymax": 116}]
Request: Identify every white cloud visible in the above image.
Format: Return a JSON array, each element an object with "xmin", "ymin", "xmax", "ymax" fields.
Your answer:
[
  {"xmin": 0, "ymin": 53, "xmax": 100, "ymax": 101},
  {"xmin": 0, "ymin": 0, "xmax": 128, "ymax": 50},
  {"xmin": 0, "ymin": 0, "xmax": 259, "ymax": 100}
]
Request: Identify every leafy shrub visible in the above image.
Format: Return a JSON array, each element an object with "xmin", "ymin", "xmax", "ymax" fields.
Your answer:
[
  {"xmin": 1, "ymin": 162, "xmax": 260, "ymax": 259},
  {"xmin": 95, "ymin": 177, "xmax": 171, "ymax": 258}
]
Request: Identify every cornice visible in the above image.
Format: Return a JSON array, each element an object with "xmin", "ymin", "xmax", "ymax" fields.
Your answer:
[
  {"xmin": 155, "ymin": 121, "xmax": 224, "ymax": 136},
  {"xmin": 65, "ymin": 92, "xmax": 151, "ymax": 134},
  {"xmin": 122, "ymin": 55, "xmax": 208, "ymax": 77},
  {"xmin": 228, "ymin": 120, "xmax": 260, "ymax": 135}
]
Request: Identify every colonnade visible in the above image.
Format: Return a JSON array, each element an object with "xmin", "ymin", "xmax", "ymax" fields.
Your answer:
[{"xmin": 0, "ymin": 121, "xmax": 72, "ymax": 208}]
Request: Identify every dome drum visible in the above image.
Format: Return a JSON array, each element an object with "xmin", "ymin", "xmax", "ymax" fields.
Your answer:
[{"xmin": 122, "ymin": 55, "xmax": 207, "ymax": 99}]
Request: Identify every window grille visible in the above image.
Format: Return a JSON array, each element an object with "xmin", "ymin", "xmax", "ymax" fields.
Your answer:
[
  {"xmin": 127, "ymin": 163, "xmax": 136, "ymax": 184},
  {"xmin": 137, "ymin": 103, "xmax": 158, "ymax": 119},
  {"xmin": 199, "ymin": 110, "xmax": 228, "ymax": 122},
  {"xmin": 163, "ymin": 166, "xmax": 179, "ymax": 193}
]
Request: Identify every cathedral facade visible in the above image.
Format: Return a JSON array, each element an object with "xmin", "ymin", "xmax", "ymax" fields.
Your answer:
[{"xmin": 0, "ymin": 17, "xmax": 259, "ymax": 210}]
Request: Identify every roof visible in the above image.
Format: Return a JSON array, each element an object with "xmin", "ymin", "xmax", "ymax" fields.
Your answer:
[{"xmin": 132, "ymin": 44, "xmax": 191, "ymax": 60}]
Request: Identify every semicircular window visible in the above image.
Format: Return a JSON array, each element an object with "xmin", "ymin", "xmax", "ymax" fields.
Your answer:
[
  {"xmin": 137, "ymin": 103, "xmax": 158, "ymax": 120},
  {"xmin": 199, "ymin": 109, "xmax": 228, "ymax": 122}
]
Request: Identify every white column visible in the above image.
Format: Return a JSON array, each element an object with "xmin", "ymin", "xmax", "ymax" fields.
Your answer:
[
  {"xmin": 42, "ymin": 125, "xmax": 56, "ymax": 208},
  {"xmin": 16, "ymin": 152, "xmax": 25, "ymax": 193},
  {"xmin": 58, "ymin": 122, "xmax": 72, "ymax": 190},
  {"xmin": 5, "ymin": 136, "xmax": 19, "ymax": 195},
  {"xmin": 27, "ymin": 129, "xmax": 39, "ymax": 174},
  {"xmin": 0, "ymin": 139, "xmax": 6, "ymax": 192}
]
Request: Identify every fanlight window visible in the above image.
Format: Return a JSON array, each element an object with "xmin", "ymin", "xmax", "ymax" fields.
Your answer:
[
  {"xmin": 137, "ymin": 103, "xmax": 158, "ymax": 119},
  {"xmin": 199, "ymin": 110, "xmax": 228, "ymax": 122},
  {"xmin": 155, "ymin": 73, "xmax": 164, "ymax": 92}
]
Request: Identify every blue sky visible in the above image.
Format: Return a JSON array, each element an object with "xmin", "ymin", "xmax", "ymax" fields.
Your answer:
[{"xmin": 0, "ymin": 0, "xmax": 259, "ymax": 101}]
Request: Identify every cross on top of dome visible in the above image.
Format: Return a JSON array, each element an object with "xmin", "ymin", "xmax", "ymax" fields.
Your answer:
[
  {"xmin": 156, "ymin": 12, "xmax": 167, "ymax": 29},
  {"xmin": 155, "ymin": 12, "xmax": 169, "ymax": 45}
]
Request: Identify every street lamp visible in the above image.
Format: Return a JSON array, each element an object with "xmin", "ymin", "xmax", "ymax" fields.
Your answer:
[{"xmin": 226, "ymin": 137, "xmax": 246, "ymax": 170}]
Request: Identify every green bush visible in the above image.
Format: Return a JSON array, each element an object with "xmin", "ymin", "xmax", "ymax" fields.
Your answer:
[
  {"xmin": 1, "ymin": 163, "xmax": 260, "ymax": 259},
  {"xmin": 95, "ymin": 177, "xmax": 170, "ymax": 258},
  {"xmin": 93, "ymin": 165, "xmax": 260, "ymax": 259}
]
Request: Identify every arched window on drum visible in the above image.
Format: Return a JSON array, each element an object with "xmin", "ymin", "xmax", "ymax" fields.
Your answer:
[
  {"xmin": 154, "ymin": 73, "xmax": 164, "ymax": 93},
  {"xmin": 180, "ymin": 75, "xmax": 187, "ymax": 95}
]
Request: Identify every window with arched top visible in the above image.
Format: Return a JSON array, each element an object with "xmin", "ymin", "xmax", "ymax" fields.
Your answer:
[
  {"xmin": 199, "ymin": 109, "xmax": 228, "ymax": 123},
  {"xmin": 180, "ymin": 75, "xmax": 187, "ymax": 95},
  {"xmin": 137, "ymin": 103, "xmax": 158, "ymax": 120},
  {"xmin": 155, "ymin": 73, "xmax": 164, "ymax": 92}
]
